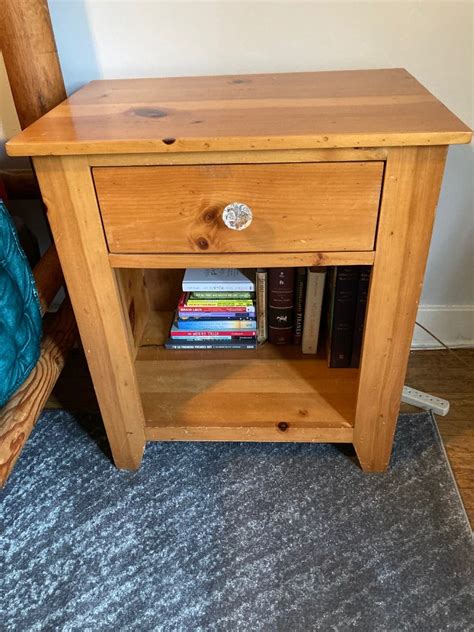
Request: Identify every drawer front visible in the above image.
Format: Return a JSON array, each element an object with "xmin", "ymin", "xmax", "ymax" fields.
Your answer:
[{"xmin": 93, "ymin": 162, "xmax": 383, "ymax": 254}]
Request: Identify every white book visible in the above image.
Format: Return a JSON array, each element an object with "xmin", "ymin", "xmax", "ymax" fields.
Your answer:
[
  {"xmin": 302, "ymin": 267, "xmax": 327, "ymax": 354},
  {"xmin": 256, "ymin": 269, "xmax": 268, "ymax": 343},
  {"xmin": 182, "ymin": 268, "xmax": 255, "ymax": 292}
]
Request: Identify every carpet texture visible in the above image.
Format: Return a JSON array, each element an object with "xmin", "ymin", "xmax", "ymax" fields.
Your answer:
[{"xmin": 1, "ymin": 411, "xmax": 472, "ymax": 631}]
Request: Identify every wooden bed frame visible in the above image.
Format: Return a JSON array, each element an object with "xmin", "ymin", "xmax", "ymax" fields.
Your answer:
[{"xmin": 0, "ymin": 1, "xmax": 76, "ymax": 484}]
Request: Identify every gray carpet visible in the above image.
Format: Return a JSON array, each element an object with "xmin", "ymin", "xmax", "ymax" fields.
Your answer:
[{"xmin": 1, "ymin": 411, "xmax": 472, "ymax": 631}]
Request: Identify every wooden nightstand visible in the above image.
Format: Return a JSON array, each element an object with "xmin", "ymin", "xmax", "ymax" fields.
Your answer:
[{"xmin": 7, "ymin": 69, "xmax": 471, "ymax": 472}]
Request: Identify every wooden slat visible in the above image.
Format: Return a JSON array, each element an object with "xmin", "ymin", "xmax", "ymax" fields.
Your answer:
[
  {"xmin": 6, "ymin": 70, "xmax": 471, "ymax": 156},
  {"xmin": 110, "ymin": 251, "xmax": 375, "ymax": 269},
  {"xmin": 95, "ymin": 162, "xmax": 383, "ymax": 254},
  {"xmin": 33, "ymin": 155, "xmax": 146, "ymax": 470},
  {"xmin": 353, "ymin": 145, "xmax": 448, "ymax": 471},
  {"xmin": 0, "ymin": 300, "xmax": 76, "ymax": 486},
  {"xmin": 90, "ymin": 148, "xmax": 388, "ymax": 167},
  {"xmin": 145, "ymin": 424, "xmax": 354, "ymax": 443}
]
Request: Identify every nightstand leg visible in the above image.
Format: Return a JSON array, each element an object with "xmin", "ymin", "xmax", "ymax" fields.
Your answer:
[
  {"xmin": 354, "ymin": 146, "xmax": 447, "ymax": 472},
  {"xmin": 33, "ymin": 156, "xmax": 146, "ymax": 469}
]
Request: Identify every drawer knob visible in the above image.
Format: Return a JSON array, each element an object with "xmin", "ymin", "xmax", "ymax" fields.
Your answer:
[{"xmin": 222, "ymin": 202, "xmax": 253, "ymax": 231}]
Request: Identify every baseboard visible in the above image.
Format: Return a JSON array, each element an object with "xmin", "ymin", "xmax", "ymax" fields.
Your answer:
[{"xmin": 411, "ymin": 305, "xmax": 474, "ymax": 349}]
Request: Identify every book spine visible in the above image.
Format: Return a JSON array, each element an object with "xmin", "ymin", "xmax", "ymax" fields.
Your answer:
[
  {"xmin": 175, "ymin": 320, "xmax": 256, "ymax": 331},
  {"xmin": 328, "ymin": 266, "xmax": 360, "ymax": 368},
  {"xmin": 171, "ymin": 330, "xmax": 256, "ymax": 337},
  {"xmin": 301, "ymin": 267, "xmax": 326, "ymax": 354},
  {"xmin": 178, "ymin": 293, "xmax": 255, "ymax": 313},
  {"xmin": 179, "ymin": 314, "xmax": 253, "ymax": 322},
  {"xmin": 179, "ymin": 306, "xmax": 255, "ymax": 313},
  {"xmin": 293, "ymin": 267, "xmax": 307, "ymax": 345},
  {"xmin": 256, "ymin": 268, "xmax": 268, "ymax": 343},
  {"xmin": 182, "ymin": 282, "xmax": 254, "ymax": 292},
  {"xmin": 186, "ymin": 299, "xmax": 255, "ymax": 307},
  {"xmin": 190, "ymin": 292, "xmax": 253, "ymax": 299},
  {"xmin": 165, "ymin": 341, "xmax": 257, "ymax": 350},
  {"xmin": 268, "ymin": 268, "xmax": 295, "ymax": 345},
  {"xmin": 350, "ymin": 267, "xmax": 371, "ymax": 368},
  {"xmin": 170, "ymin": 335, "xmax": 256, "ymax": 342}
]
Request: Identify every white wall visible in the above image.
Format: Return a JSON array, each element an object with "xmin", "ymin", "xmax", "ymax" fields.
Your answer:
[{"xmin": 1, "ymin": 1, "xmax": 473, "ymax": 345}]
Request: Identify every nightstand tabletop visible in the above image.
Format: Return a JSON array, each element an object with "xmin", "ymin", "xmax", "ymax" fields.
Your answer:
[{"xmin": 6, "ymin": 68, "xmax": 471, "ymax": 156}]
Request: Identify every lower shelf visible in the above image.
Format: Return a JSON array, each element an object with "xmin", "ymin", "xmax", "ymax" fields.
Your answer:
[{"xmin": 136, "ymin": 311, "xmax": 359, "ymax": 442}]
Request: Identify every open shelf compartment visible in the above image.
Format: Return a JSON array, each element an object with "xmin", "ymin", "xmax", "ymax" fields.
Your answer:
[{"xmin": 135, "ymin": 310, "xmax": 358, "ymax": 443}]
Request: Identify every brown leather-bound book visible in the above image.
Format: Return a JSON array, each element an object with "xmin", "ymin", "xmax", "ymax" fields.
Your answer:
[{"xmin": 268, "ymin": 268, "xmax": 295, "ymax": 345}]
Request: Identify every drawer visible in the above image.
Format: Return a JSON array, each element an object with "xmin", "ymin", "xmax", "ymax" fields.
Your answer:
[{"xmin": 93, "ymin": 162, "xmax": 384, "ymax": 254}]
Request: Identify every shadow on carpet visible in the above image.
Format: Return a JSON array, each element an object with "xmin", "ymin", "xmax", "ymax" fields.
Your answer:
[{"xmin": 1, "ymin": 411, "xmax": 472, "ymax": 631}]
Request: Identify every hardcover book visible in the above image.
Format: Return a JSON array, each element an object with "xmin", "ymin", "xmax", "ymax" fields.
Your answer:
[
  {"xmin": 293, "ymin": 267, "xmax": 307, "ymax": 345},
  {"xmin": 302, "ymin": 267, "xmax": 326, "ymax": 354},
  {"xmin": 182, "ymin": 268, "xmax": 255, "ymax": 292},
  {"xmin": 350, "ymin": 267, "xmax": 371, "ymax": 368},
  {"xmin": 327, "ymin": 266, "xmax": 360, "ymax": 368},
  {"xmin": 268, "ymin": 268, "xmax": 295, "ymax": 345}
]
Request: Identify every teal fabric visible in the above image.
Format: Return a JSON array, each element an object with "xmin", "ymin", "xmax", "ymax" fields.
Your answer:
[{"xmin": 0, "ymin": 200, "xmax": 42, "ymax": 407}]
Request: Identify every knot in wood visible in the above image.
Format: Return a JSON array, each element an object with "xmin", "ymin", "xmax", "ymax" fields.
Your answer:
[{"xmin": 196, "ymin": 238, "xmax": 209, "ymax": 250}]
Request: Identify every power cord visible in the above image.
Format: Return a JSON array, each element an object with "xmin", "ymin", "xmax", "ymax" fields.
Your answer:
[{"xmin": 414, "ymin": 321, "xmax": 471, "ymax": 369}]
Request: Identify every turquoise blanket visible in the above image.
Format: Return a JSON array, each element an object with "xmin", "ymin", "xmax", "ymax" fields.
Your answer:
[{"xmin": 0, "ymin": 200, "xmax": 42, "ymax": 407}]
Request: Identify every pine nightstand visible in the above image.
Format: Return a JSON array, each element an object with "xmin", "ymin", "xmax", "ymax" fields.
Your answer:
[{"xmin": 7, "ymin": 69, "xmax": 471, "ymax": 471}]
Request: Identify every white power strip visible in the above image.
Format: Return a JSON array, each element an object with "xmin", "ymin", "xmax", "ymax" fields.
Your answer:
[{"xmin": 402, "ymin": 385, "xmax": 450, "ymax": 416}]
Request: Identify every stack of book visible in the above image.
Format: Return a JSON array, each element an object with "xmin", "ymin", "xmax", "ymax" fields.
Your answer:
[{"xmin": 165, "ymin": 269, "xmax": 257, "ymax": 350}]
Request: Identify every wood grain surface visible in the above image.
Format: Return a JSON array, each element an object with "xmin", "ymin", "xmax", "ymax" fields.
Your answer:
[
  {"xmin": 33, "ymin": 155, "xmax": 146, "ymax": 469},
  {"xmin": 6, "ymin": 69, "xmax": 471, "ymax": 156},
  {"xmin": 94, "ymin": 162, "xmax": 383, "ymax": 254},
  {"xmin": 354, "ymin": 146, "xmax": 448, "ymax": 471},
  {"xmin": 137, "ymin": 311, "xmax": 357, "ymax": 442},
  {"xmin": 109, "ymin": 251, "xmax": 376, "ymax": 269}
]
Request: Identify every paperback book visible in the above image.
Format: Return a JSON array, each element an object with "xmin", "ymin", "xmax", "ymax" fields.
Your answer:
[
  {"xmin": 165, "ymin": 340, "xmax": 257, "ymax": 350},
  {"xmin": 182, "ymin": 268, "xmax": 255, "ymax": 292},
  {"xmin": 178, "ymin": 293, "xmax": 255, "ymax": 314},
  {"xmin": 170, "ymin": 316, "xmax": 257, "ymax": 332}
]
